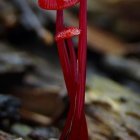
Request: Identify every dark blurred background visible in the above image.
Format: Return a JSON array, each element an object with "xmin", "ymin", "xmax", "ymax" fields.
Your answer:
[{"xmin": 0, "ymin": 0, "xmax": 140, "ymax": 140}]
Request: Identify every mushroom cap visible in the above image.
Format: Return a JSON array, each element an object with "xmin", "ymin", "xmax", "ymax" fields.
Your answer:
[
  {"xmin": 55, "ymin": 27, "xmax": 81, "ymax": 41},
  {"xmin": 38, "ymin": 0, "xmax": 80, "ymax": 10}
]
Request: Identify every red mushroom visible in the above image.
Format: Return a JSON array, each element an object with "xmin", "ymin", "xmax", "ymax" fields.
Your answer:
[
  {"xmin": 55, "ymin": 27, "xmax": 81, "ymax": 41},
  {"xmin": 38, "ymin": 0, "xmax": 80, "ymax": 10},
  {"xmin": 37, "ymin": 0, "xmax": 88, "ymax": 139}
]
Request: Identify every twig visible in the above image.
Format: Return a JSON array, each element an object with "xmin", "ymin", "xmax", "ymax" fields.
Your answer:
[{"xmin": 20, "ymin": 108, "xmax": 52, "ymax": 126}]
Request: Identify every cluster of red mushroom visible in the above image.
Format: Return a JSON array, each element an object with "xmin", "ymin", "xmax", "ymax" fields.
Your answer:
[{"xmin": 38, "ymin": 0, "xmax": 88, "ymax": 139}]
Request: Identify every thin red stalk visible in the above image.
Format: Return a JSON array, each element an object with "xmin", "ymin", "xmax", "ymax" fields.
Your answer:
[
  {"xmin": 66, "ymin": 39, "xmax": 77, "ymax": 81},
  {"xmin": 79, "ymin": 115, "xmax": 88, "ymax": 139},
  {"xmin": 67, "ymin": 0, "xmax": 88, "ymax": 139},
  {"xmin": 56, "ymin": 13, "xmax": 76, "ymax": 139},
  {"xmin": 56, "ymin": 5, "xmax": 88, "ymax": 139},
  {"xmin": 56, "ymin": 10, "xmax": 71, "ymax": 94},
  {"xmin": 60, "ymin": 39, "xmax": 78, "ymax": 140},
  {"xmin": 77, "ymin": 0, "xmax": 87, "ymax": 120},
  {"xmin": 56, "ymin": 10, "xmax": 78, "ymax": 140},
  {"xmin": 38, "ymin": 1, "xmax": 88, "ymax": 139},
  {"xmin": 56, "ymin": 10, "xmax": 77, "ymax": 105}
]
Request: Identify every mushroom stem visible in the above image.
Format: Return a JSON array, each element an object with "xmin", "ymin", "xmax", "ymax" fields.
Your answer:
[
  {"xmin": 67, "ymin": 0, "xmax": 88, "ymax": 138},
  {"xmin": 56, "ymin": 10, "xmax": 78, "ymax": 140}
]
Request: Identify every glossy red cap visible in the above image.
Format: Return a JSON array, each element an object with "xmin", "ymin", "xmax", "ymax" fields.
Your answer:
[
  {"xmin": 55, "ymin": 27, "xmax": 80, "ymax": 41},
  {"xmin": 38, "ymin": 0, "xmax": 80, "ymax": 10}
]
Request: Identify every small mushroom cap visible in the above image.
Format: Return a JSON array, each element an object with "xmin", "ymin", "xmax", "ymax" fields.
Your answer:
[
  {"xmin": 55, "ymin": 27, "xmax": 81, "ymax": 41},
  {"xmin": 38, "ymin": 0, "xmax": 80, "ymax": 10}
]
